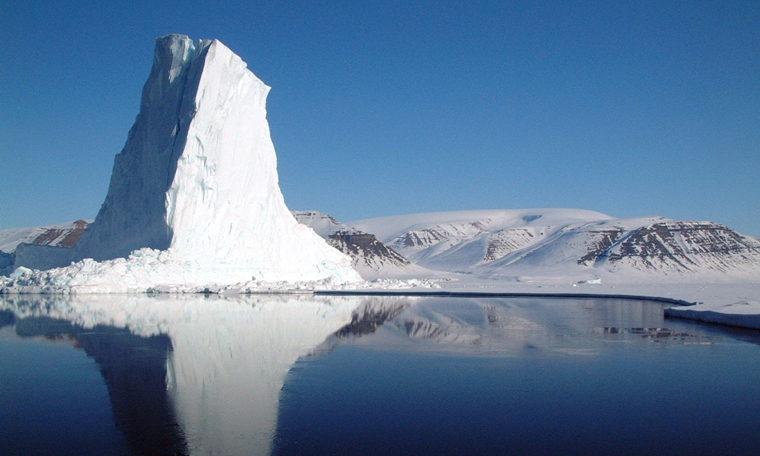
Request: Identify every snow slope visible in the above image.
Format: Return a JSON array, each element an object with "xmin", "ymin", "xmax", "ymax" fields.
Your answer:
[
  {"xmin": 5, "ymin": 35, "xmax": 359, "ymax": 291},
  {"xmin": 293, "ymin": 211, "xmax": 431, "ymax": 280},
  {"xmin": 350, "ymin": 209, "xmax": 760, "ymax": 329},
  {"xmin": 351, "ymin": 209, "xmax": 612, "ymax": 245},
  {"xmin": 351, "ymin": 209, "xmax": 760, "ymax": 283},
  {"xmin": 0, "ymin": 220, "xmax": 88, "ymax": 254},
  {"xmin": 351, "ymin": 209, "xmax": 611, "ymax": 274},
  {"xmin": 0, "ymin": 220, "xmax": 89, "ymax": 276}
]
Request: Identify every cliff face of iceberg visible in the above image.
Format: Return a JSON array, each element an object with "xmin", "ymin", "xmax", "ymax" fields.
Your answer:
[
  {"xmin": 10, "ymin": 35, "xmax": 360, "ymax": 288},
  {"xmin": 74, "ymin": 35, "xmax": 197, "ymax": 261}
]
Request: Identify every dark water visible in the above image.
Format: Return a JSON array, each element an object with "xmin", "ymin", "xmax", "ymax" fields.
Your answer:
[{"xmin": 1, "ymin": 295, "xmax": 759, "ymax": 455}]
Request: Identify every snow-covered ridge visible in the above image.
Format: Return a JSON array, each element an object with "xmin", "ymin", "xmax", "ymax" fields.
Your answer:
[
  {"xmin": 293, "ymin": 210, "xmax": 429, "ymax": 280},
  {"xmin": 0, "ymin": 220, "xmax": 89, "ymax": 254},
  {"xmin": 0, "ymin": 220, "xmax": 90, "ymax": 276},
  {"xmin": 352, "ymin": 210, "xmax": 760, "ymax": 282},
  {"xmin": 350, "ymin": 208, "xmax": 612, "ymax": 242},
  {"xmin": 352, "ymin": 209, "xmax": 613, "ymax": 272}
]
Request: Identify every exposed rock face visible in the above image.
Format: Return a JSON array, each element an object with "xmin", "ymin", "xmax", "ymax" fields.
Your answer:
[
  {"xmin": 30, "ymin": 220, "xmax": 89, "ymax": 248},
  {"xmin": 389, "ymin": 221, "xmax": 490, "ymax": 251},
  {"xmin": 577, "ymin": 228, "xmax": 626, "ymax": 265},
  {"xmin": 484, "ymin": 228, "xmax": 543, "ymax": 262},
  {"xmin": 587, "ymin": 221, "xmax": 760, "ymax": 273},
  {"xmin": 328, "ymin": 231, "xmax": 410, "ymax": 267},
  {"xmin": 352, "ymin": 210, "xmax": 760, "ymax": 281},
  {"xmin": 293, "ymin": 211, "xmax": 413, "ymax": 279},
  {"xmin": 0, "ymin": 220, "xmax": 90, "ymax": 254}
]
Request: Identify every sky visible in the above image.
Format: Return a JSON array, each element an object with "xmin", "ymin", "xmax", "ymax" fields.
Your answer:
[{"xmin": 1, "ymin": 1, "xmax": 758, "ymax": 236}]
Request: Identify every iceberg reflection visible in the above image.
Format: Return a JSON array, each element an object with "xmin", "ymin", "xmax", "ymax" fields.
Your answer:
[
  {"xmin": 1, "ymin": 294, "xmax": 362, "ymax": 455},
  {"xmin": 3, "ymin": 294, "xmax": 735, "ymax": 455}
]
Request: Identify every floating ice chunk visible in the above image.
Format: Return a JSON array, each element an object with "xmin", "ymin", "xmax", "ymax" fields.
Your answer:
[{"xmin": 9, "ymin": 266, "xmax": 32, "ymax": 279}]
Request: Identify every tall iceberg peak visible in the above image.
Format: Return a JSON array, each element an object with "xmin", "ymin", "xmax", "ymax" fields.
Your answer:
[
  {"xmin": 10, "ymin": 34, "xmax": 361, "ymax": 290},
  {"xmin": 73, "ymin": 34, "xmax": 204, "ymax": 261}
]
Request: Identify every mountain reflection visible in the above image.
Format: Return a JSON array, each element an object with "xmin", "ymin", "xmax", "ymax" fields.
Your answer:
[
  {"xmin": 1, "ymin": 294, "xmax": 726, "ymax": 455},
  {"xmin": 318, "ymin": 296, "xmax": 710, "ymax": 356}
]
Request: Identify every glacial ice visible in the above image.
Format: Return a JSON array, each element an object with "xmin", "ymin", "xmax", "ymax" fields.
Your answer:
[{"xmin": 4, "ymin": 35, "xmax": 361, "ymax": 292}]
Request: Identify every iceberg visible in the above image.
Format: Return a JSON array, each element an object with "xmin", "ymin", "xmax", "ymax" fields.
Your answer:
[{"xmin": 5, "ymin": 35, "xmax": 360, "ymax": 292}]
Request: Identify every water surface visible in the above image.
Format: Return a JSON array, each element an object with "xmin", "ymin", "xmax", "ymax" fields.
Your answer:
[{"xmin": 2, "ymin": 295, "xmax": 759, "ymax": 455}]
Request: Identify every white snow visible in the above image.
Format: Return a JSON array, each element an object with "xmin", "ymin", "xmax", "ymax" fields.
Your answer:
[
  {"xmin": 293, "ymin": 210, "xmax": 435, "ymax": 280},
  {"xmin": 3, "ymin": 35, "xmax": 360, "ymax": 292},
  {"xmin": 351, "ymin": 210, "xmax": 760, "ymax": 284},
  {"xmin": 350, "ymin": 208, "xmax": 613, "ymax": 244},
  {"xmin": 346, "ymin": 209, "xmax": 760, "ymax": 331},
  {"xmin": 0, "ymin": 220, "xmax": 88, "ymax": 253},
  {"xmin": 665, "ymin": 301, "xmax": 760, "ymax": 330},
  {"xmin": 351, "ymin": 209, "xmax": 615, "ymax": 272}
]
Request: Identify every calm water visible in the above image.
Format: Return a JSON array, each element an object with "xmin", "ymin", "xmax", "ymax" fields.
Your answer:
[{"xmin": 1, "ymin": 294, "xmax": 760, "ymax": 455}]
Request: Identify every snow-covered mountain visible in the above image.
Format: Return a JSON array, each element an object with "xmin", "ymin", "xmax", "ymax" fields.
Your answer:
[
  {"xmin": 0, "ymin": 220, "xmax": 89, "ymax": 276},
  {"xmin": 292, "ymin": 211, "xmax": 429, "ymax": 280},
  {"xmin": 4, "ymin": 208, "xmax": 758, "ymax": 286},
  {"xmin": 351, "ymin": 209, "xmax": 760, "ymax": 283},
  {"xmin": 0, "ymin": 220, "xmax": 89, "ymax": 253},
  {"xmin": 4, "ymin": 35, "xmax": 359, "ymax": 291},
  {"xmin": 351, "ymin": 209, "xmax": 609, "ymax": 272}
]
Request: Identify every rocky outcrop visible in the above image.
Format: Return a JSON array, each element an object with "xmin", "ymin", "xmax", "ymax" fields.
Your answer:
[
  {"xmin": 389, "ymin": 221, "xmax": 490, "ymax": 250},
  {"xmin": 30, "ymin": 220, "xmax": 89, "ymax": 247},
  {"xmin": 484, "ymin": 228, "xmax": 543, "ymax": 262},
  {"xmin": 0, "ymin": 220, "xmax": 90, "ymax": 275},
  {"xmin": 577, "ymin": 228, "xmax": 626, "ymax": 265},
  {"xmin": 328, "ymin": 231, "xmax": 410, "ymax": 267},
  {"xmin": 581, "ymin": 221, "xmax": 760, "ymax": 273},
  {"xmin": 293, "ymin": 210, "xmax": 414, "ymax": 279}
]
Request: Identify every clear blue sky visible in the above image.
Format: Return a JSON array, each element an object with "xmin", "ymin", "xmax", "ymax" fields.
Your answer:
[{"xmin": 1, "ymin": 1, "xmax": 758, "ymax": 235}]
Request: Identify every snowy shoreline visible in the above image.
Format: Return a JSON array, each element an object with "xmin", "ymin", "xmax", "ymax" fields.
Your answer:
[
  {"xmin": 315, "ymin": 289, "xmax": 697, "ymax": 306},
  {"xmin": 317, "ymin": 280, "xmax": 760, "ymax": 331},
  {"xmin": 3, "ymin": 278, "xmax": 758, "ymax": 330},
  {"xmin": 664, "ymin": 301, "xmax": 760, "ymax": 330}
]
